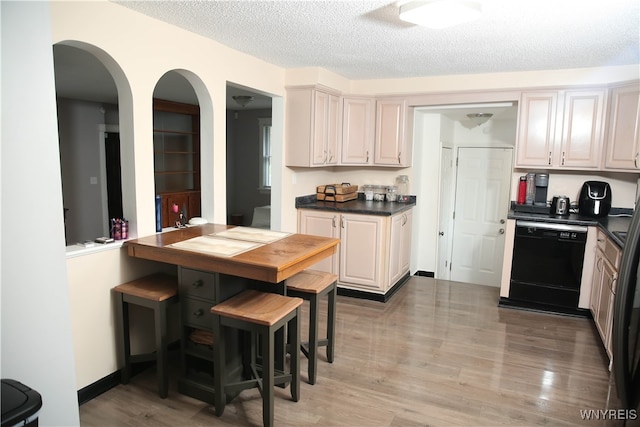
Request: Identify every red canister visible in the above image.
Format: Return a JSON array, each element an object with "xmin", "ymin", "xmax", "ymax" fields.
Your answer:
[{"xmin": 517, "ymin": 176, "xmax": 527, "ymax": 204}]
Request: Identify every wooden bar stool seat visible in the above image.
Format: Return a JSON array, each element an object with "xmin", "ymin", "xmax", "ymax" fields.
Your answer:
[
  {"xmin": 285, "ymin": 269, "xmax": 337, "ymax": 385},
  {"xmin": 113, "ymin": 273, "xmax": 179, "ymax": 398},
  {"xmin": 211, "ymin": 289, "xmax": 302, "ymax": 427}
]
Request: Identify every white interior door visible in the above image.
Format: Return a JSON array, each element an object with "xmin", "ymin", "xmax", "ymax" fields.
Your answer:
[
  {"xmin": 437, "ymin": 146, "xmax": 454, "ymax": 280},
  {"xmin": 450, "ymin": 147, "xmax": 512, "ymax": 287}
]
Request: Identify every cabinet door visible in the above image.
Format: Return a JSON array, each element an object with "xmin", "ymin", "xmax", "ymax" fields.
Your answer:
[
  {"xmin": 515, "ymin": 91, "xmax": 558, "ymax": 167},
  {"xmin": 326, "ymin": 94, "xmax": 342, "ymax": 165},
  {"xmin": 341, "ymin": 97, "xmax": 374, "ymax": 165},
  {"xmin": 599, "ymin": 258, "xmax": 616, "ymax": 358},
  {"xmin": 374, "ymin": 99, "xmax": 406, "ymax": 166},
  {"xmin": 188, "ymin": 191, "xmax": 201, "ymax": 220},
  {"xmin": 311, "ymin": 90, "xmax": 330, "ymax": 166},
  {"xmin": 605, "ymin": 84, "xmax": 640, "ymax": 170},
  {"xmin": 339, "ymin": 214, "xmax": 384, "ymax": 290},
  {"xmin": 399, "ymin": 210, "xmax": 413, "ymax": 275},
  {"xmin": 590, "ymin": 250, "xmax": 604, "ymax": 327},
  {"xmin": 388, "ymin": 214, "xmax": 403, "ymax": 286},
  {"xmin": 388, "ymin": 210, "xmax": 413, "ymax": 288},
  {"xmin": 559, "ymin": 89, "xmax": 606, "ymax": 168},
  {"xmin": 162, "ymin": 193, "xmax": 189, "ymax": 228},
  {"xmin": 298, "ymin": 210, "xmax": 340, "ymax": 275}
]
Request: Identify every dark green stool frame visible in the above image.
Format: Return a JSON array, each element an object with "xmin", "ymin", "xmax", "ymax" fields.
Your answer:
[
  {"xmin": 211, "ymin": 290, "xmax": 302, "ymax": 427},
  {"xmin": 114, "ymin": 273, "xmax": 179, "ymax": 399},
  {"xmin": 285, "ymin": 270, "xmax": 337, "ymax": 385}
]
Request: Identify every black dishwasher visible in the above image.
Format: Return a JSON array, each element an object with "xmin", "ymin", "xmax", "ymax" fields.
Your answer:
[{"xmin": 508, "ymin": 220, "xmax": 587, "ymax": 314}]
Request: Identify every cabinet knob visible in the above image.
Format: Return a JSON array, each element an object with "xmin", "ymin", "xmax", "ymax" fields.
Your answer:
[
  {"xmin": 192, "ymin": 279, "xmax": 204, "ymax": 288},
  {"xmin": 439, "ymin": 231, "xmax": 444, "ymax": 236},
  {"xmin": 499, "ymin": 228, "xmax": 505, "ymax": 235},
  {"xmin": 193, "ymin": 309, "xmax": 204, "ymax": 318}
]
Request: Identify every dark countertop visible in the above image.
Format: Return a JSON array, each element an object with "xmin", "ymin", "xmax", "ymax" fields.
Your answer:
[
  {"xmin": 295, "ymin": 193, "xmax": 416, "ymax": 216},
  {"xmin": 508, "ymin": 208, "xmax": 632, "ymax": 248}
]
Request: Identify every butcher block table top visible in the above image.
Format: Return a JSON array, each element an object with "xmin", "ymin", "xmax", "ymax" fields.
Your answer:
[{"xmin": 124, "ymin": 224, "xmax": 339, "ymax": 284}]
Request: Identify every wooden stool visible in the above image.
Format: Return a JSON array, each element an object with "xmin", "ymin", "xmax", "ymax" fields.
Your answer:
[
  {"xmin": 285, "ymin": 269, "xmax": 337, "ymax": 385},
  {"xmin": 211, "ymin": 290, "xmax": 302, "ymax": 427},
  {"xmin": 113, "ymin": 273, "xmax": 179, "ymax": 398}
]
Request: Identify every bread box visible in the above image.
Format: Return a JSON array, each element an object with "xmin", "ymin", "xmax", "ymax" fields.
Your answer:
[{"xmin": 316, "ymin": 183, "xmax": 358, "ymax": 202}]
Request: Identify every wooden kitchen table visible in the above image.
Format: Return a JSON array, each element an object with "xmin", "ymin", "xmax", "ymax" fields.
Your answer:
[
  {"xmin": 123, "ymin": 224, "xmax": 339, "ymax": 403},
  {"xmin": 124, "ymin": 224, "xmax": 339, "ymax": 284}
]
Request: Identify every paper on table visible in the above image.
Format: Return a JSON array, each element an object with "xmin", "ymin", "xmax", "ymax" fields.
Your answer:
[
  {"xmin": 212, "ymin": 226, "xmax": 291, "ymax": 244},
  {"xmin": 168, "ymin": 236, "xmax": 263, "ymax": 257}
]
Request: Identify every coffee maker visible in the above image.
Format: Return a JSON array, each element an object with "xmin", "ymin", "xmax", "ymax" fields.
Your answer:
[{"xmin": 534, "ymin": 173, "xmax": 549, "ymax": 206}]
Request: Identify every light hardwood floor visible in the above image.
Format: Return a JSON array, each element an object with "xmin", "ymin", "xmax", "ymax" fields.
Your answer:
[{"xmin": 80, "ymin": 277, "xmax": 623, "ymax": 426}]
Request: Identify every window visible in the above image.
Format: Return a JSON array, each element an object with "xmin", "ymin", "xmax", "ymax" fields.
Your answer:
[{"xmin": 258, "ymin": 118, "xmax": 272, "ymax": 190}]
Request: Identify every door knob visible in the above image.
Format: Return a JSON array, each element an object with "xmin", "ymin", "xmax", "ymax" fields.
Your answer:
[
  {"xmin": 500, "ymin": 219, "xmax": 505, "ymax": 224},
  {"xmin": 499, "ymin": 228, "xmax": 505, "ymax": 234}
]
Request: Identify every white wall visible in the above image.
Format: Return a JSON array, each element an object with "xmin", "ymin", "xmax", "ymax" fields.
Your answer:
[
  {"xmin": 49, "ymin": 0, "xmax": 288, "ymax": 391},
  {"xmin": 1, "ymin": 2, "xmax": 80, "ymax": 425}
]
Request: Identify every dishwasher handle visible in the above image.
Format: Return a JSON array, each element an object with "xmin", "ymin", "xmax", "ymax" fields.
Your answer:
[{"xmin": 516, "ymin": 220, "xmax": 588, "ymax": 234}]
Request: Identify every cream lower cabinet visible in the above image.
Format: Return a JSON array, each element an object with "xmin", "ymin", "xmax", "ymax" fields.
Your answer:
[
  {"xmin": 298, "ymin": 208, "xmax": 413, "ymax": 294},
  {"xmin": 589, "ymin": 229, "xmax": 620, "ymax": 365},
  {"xmin": 297, "ymin": 209, "xmax": 340, "ymax": 275}
]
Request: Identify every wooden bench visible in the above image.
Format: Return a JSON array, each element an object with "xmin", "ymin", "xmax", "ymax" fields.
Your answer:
[
  {"xmin": 211, "ymin": 289, "xmax": 302, "ymax": 427},
  {"xmin": 113, "ymin": 273, "xmax": 179, "ymax": 398},
  {"xmin": 285, "ymin": 269, "xmax": 337, "ymax": 384}
]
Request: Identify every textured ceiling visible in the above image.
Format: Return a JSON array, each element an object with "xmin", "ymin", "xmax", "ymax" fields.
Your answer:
[{"xmin": 114, "ymin": 0, "xmax": 640, "ymax": 80}]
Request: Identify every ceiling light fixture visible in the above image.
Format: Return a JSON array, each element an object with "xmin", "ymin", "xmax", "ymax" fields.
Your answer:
[
  {"xmin": 232, "ymin": 95, "xmax": 254, "ymax": 108},
  {"xmin": 399, "ymin": 0, "xmax": 482, "ymax": 29},
  {"xmin": 467, "ymin": 112, "xmax": 493, "ymax": 126}
]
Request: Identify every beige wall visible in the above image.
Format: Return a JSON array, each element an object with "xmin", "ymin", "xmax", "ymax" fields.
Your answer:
[{"xmin": 51, "ymin": 1, "xmax": 639, "ymax": 390}]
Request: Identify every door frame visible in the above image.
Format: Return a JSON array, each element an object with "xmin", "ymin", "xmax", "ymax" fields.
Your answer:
[
  {"xmin": 437, "ymin": 145, "xmax": 455, "ymax": 280},
  {"xmin": 98, "ymin": 124, "xmax": 119, "ymax": 237}
]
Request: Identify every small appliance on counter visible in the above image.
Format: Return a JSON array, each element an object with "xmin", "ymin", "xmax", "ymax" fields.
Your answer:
[
  {"xmin": 550, "ymin": 196, "xmax": 570, "ymax": 216},
  {"xmin": 513, "ymin": 172, "xmax": 551, "ymax": 214},
  {"xmin": 578, "ymin": 181, "xmax": 612, "ymax": 217},
  {"xmin": 534, "ymin": 173, "xmax": 549, "ymax": 206}
]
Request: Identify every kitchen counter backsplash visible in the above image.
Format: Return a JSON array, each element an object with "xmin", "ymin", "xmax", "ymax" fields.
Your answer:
[
  {"xmin": 508, "ymin": 201, "xmax": 632, "ymax": 248},
  {"xmin": 296, "ymin": 193, "xmax": 416, "ymax": 216}
]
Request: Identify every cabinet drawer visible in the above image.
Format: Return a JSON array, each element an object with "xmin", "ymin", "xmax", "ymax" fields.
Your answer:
[
  {"xmin": 182, "ymin": 297, "xmax": 213, "ymax": 330},
  {"xmin": 180, "ymin": 268, "xmax": 216, "ymax": 300},
  {"xmin": 603, "ymin": 238, "xmax": 621, "ymax": 269}
]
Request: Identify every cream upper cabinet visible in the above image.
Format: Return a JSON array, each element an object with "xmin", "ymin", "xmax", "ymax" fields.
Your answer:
[
  {"xmin": 515, "ymin": 91, "xmax": 558, "ymax": 167},
  {"xmin": 341, "ymin": 96, "xmax": 375, "ymax": 165},
  {"xmin": 515, "ymin": 89, "xmax": 606, "ymax": 169},
  {"xmin": 604, "ymin": 83, "xmax": 640, "ymax": 171},
  {"xmin": 375, "ymin": 98, "xmax": 411, "ymax": 167},
  {"xmin": 297, "ymin": 209, "xmax": 339, "ymax": 275},
  {"xmin": 286, "ymin": 86, "xmax": 341, "ymax": 167}
]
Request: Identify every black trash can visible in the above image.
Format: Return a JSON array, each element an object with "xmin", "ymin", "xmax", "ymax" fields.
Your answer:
[{"xmin": 1, "ymin": 379, "xmax": 42, "ymax": 427}]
